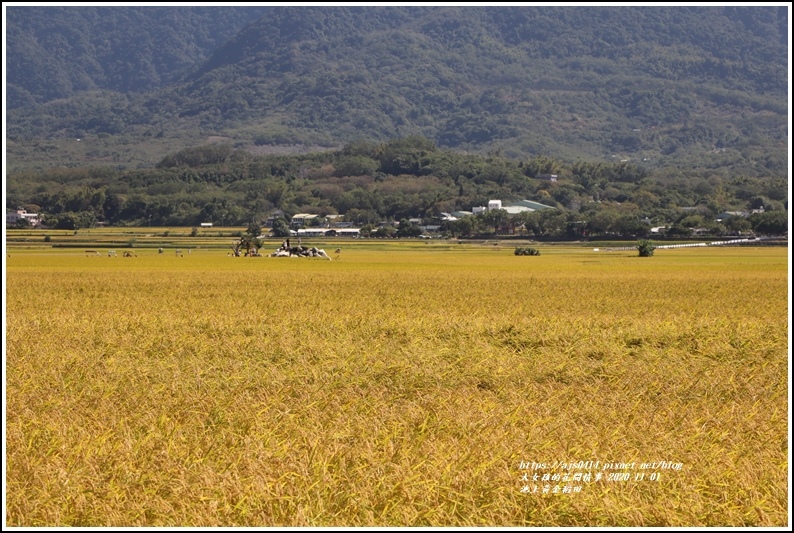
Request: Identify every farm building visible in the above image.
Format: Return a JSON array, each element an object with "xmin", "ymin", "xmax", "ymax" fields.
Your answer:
[
  {"xmin": 6, "ymin": 208, "xmax": 40, "ymax": 227},
  {"xmin": 291, "ymin": 214, "xmax": 321, "ymax": 227},
  {"xmin": 6, "ymin": 207, "xmax": 40, "ymax": 226},
  {"xmin": 294, "ymin": 227, "xmax": 361, "ymax": 237},
  {"xmin": 715, "ymin": 211, "xmax": 748, "ymax": 222},
  {"xmin": 505, "ymin": 200, "xmax": 555, "ymax": 211},
  {"xmin": 503, "ymin": 205, "xmax": 534, "ymax": 215},
  {"xmin": 297, "ymin": 227, "xmax": 331, "ymax": 237},
  {"xmin": 471, "ymin": 200, "xmax": 554, "ymax": 215}
]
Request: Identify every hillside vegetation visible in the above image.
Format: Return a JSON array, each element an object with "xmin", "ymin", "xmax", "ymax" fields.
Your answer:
[
  {"xmin": 6, "ymin": 137, "xmax": 788, "ymax": 238},
  {"xmin": 5, "ymin": 6, "xmax": 788, "ymax": 177},
  {"xmin": 5, "ymin": 6, "xmax": 269, "ymax": 108}
]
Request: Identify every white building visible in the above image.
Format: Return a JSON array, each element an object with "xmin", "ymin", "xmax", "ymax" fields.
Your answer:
[
  {"xmin": 503, "ymin": 205, "xmax": 533, "ymax": 215},
  {"xmin": 6, "ymin": 208, "xmax": 40, "ymax": 227},
  {"xmin": 295, "ymin": 227, "xmax": 361, "ymax": 237},
  {"xmin": 504, "ymin": 200, "xmax": 555, "ymax": 212},
  {"xmin": 488, "ymin": 200, "xmax": 503, "ymax": 211},
  {"xmin": 291, "ymin": 213, "xmax": 320, "ymax": 227},
  {"xmin": 297, "ymin": 227, "xmax": 330, "ymax": 237}
]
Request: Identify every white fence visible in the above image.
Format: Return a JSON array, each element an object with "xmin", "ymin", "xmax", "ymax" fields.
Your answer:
[{"xmin": 598, "ymin": 238, "xmax": 763, "ymax": 252}]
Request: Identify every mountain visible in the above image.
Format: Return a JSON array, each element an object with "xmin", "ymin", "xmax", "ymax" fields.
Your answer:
[
  {"xmin": 5, "ymin": 6, "xmax": 270, "ymax": 108},
  {"xmin": 5, "ymin": 6, "xmax": 789, "ymax": 176}
]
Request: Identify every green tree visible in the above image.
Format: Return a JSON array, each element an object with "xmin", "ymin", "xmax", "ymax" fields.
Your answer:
[
  {"xmin": 638, "ymin": 239, "xmax": 655, "ymax": 257},
  {"xmin": 247, "ymin": 221, "xmax": 262, "ymax": 239},
  {"xmin": 536, "ymin": 209, "xmax": 569, "ymax": 238},
  {"xmin": 749, "ymin": 211, "xmax": 787, "ymax": 235},
  {"xmin": 724, "ymin": 216, "xmax": 752, "ymax": 234},
  {"xmin": 480, "ymin": 209, "xmax": 508, "ymax": 234},
  {"xmin": 102, "ymin": 193, "xmax": 124, "ymax": 223},
  {"xmin": 445, "ymin": 216, "xmax": 478, "ymax": 237},
  {"xmin": 666, "ymin": 225, "xmax": 692, "ymax": 237},
  {"xmin": 271, "ymin": 218, "xmax": 291, "ymax": 238},
  {"xmin": 374, "ymin": 226, "xmax": 396, "ymax": 238},
  {"xmin": 614, "ymin": 215, "xmax": 650, "ymax": 238},
  {"xmin": 396, "ymin": 218, "xmax": 423, "ymax": 237},
  {"xmin": 53, "ymin": 212, "xmax": 78, "ymax": 230},
  {"xmin": 585, "ymin": 209, "xmax": 619, "ymax": 236},
  {"xmin": 333, "ymin": 155, "xmax": 379, "ymax": 177}
]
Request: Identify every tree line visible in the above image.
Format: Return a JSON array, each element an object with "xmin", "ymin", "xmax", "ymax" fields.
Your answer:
[{"xmin": 7, "ymin": 136, "xmax": 788, "ymax": 237}]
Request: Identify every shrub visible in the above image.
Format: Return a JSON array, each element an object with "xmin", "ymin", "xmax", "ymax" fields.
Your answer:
[
  {"xmin": 515, "ymin": 247, "xmax": 541, "ymax": 256},
  {"xmin": 638, "ymin": 239, "xmax": 656, "ymax": 257}
]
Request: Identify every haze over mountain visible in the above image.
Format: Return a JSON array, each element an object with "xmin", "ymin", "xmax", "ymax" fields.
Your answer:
[{"xmin": 5, "ymin": 5, "xmax": 789, "ymax": 176}]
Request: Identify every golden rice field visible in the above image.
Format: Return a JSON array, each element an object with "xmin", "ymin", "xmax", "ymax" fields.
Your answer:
[{"xmin": 5, "ymin": 239, "xmax": 790, "ymax": 526}]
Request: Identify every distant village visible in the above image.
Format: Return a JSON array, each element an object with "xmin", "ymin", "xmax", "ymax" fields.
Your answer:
[
  {"xmin": 6, "ymin": 198, "xmax": 768, "ymax": 239},
  {"xmin": 268, "ymin": 199, "xmax": 557, "ymax": 238},
  {"xmin": 6, "ymin": 200, "xmax": 552, "ymax": 233}
]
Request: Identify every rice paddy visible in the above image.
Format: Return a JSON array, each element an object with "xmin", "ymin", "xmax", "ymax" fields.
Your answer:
[{"xmin": 4, "ymin": 235, "xmax": 789, "ymax": 526}]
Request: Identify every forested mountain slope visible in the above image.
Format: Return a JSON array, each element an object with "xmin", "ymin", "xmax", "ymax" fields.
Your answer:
[
  {"xmin": 5, "ymin": 6, "xmax": 789, "ymax": 177},
  {"xmin": 6, "ymin": 6, "xmax": 269, "ymax": 108}
]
